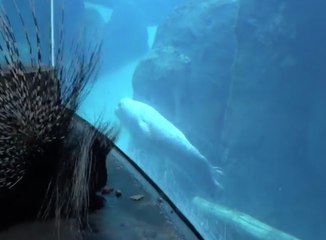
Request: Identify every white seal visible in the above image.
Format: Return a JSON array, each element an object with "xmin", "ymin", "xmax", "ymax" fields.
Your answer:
[{"xmin": 115, "ymin": 97, "xmax": 223, "ymax": 193}]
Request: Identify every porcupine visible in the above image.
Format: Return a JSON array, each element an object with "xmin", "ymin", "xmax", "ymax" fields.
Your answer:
[{"xmin": 0, "ymin": 0, "xmax": 117, "ymax": 233}]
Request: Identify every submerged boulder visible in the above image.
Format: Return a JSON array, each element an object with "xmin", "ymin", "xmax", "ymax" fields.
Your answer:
[
  {"xmin": 131, "ymin": 0, "xmax": 326, "ymax": 239},
  {"xmin": 132, "ymin": 0, "xmax": 239, "ymax": 161}
]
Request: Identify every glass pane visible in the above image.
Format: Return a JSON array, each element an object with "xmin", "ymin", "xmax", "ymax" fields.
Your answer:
[
  {"xmin": 79, "ymin": 1, "xmax": 326, "ymax": 239},
  {"xmin": 1, "ymin": 0, "xmax": 323, "ymax": 239}
]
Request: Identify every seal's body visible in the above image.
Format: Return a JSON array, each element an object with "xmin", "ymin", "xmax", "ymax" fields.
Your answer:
[{"xmin": 115, "ymin": 98, "xmax": 222, "ymax": 197}]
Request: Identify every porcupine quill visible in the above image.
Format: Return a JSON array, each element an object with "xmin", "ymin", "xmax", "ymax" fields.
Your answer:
[{"xmin": 0, "ymin": 0, "xmax": 117, "ymax": 234}]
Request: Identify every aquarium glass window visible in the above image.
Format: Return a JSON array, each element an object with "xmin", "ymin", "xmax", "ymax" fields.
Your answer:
[{"xmin": 76, "ymin": 1, "xmax": 326, "ymax": 240}]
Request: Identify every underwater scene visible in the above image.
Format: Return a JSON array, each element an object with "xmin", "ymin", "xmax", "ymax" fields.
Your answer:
[{"xmin": 0, "ymin": 0, "xmax": 325, "ymax": 240}]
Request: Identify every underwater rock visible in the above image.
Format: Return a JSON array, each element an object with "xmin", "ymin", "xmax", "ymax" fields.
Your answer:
[
  {"xmin": 219, "ymin": 0, "xmax": 326, "ymax": 239},
  {"xmin": 89, "ymin": 0, "xmax": 188, "ymax": 72},
  {"xmin": 100, "ymin": 0, "xmax": 148, "ymax": 72},
  {"xmin": 132, "ymin": 0, "xmax": 239, "ymax": 162},
  {"xmin": 89, "ymin": 0, "xmax": 187, "ymax": 26},
  {"xmin": 134, "ymin": 0, "xmax": 188, "ymax": 26},
  {"xmin": 131, "ymin": 0, "xmax": 326, "ymax": 238}
]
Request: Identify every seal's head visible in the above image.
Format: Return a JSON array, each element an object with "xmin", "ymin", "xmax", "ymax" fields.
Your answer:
[{"xmin": 115, "ymin": 97, "xmax": 139, "ymax": 126}]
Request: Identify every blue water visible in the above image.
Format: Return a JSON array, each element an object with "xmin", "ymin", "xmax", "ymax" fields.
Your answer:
[
  {"xmin": 3, "ymin": 0, "xmax": 325, "ymax": 239},
  {"xmin": 79, "ymin": 0, "xmax": 326, "ymax": 239}
]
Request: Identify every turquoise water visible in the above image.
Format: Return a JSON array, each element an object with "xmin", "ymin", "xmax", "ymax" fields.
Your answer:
[
  {"xmin": 80, "ymin": 1, "xmax": 326, "ymax": 239},
  {"xmin": 2, "ymin": 0, "xmax": 325, "ymax": 239}
]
